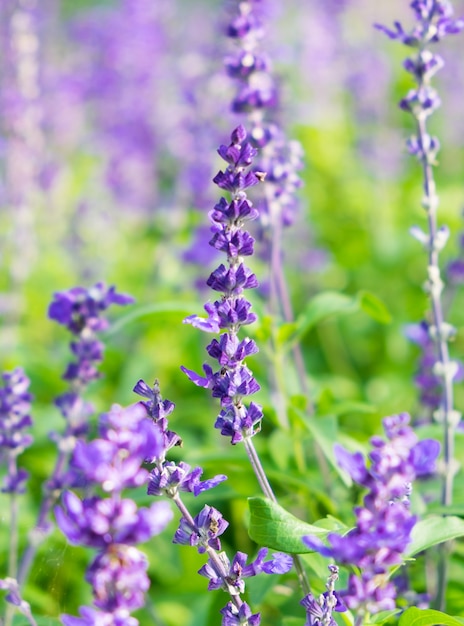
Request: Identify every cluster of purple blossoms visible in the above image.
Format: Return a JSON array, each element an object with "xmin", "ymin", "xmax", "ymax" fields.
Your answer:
[
  {"xmin": 405, "ymin": 321, "xmax": 444, "ymax": 418},
  {"xmin": 303, "ymin": 414, "xmax": 440, "ymax": 616},
  {"xmin": 56, "ymin": 403, "xmax": 173, "ymax": 626},
  {"xmin": 134, "ymin": 379, "xmax": 292, "ymax": 625},
  {"xmin": 11, "ymin": 284, "xmax": 134, "ymax": 590},
  {"xmin": 376, "ymin": 1, "xmax": 463, "ymax": 161},
  {"xmin": 405, "ymin": 321, "xmax": 463, "ymax": 421},
  {"xmin": 0, "ymin": 368, "xmax": 33, "ymax": 494},
  {"xmin": 300, "ymin": 565, "xmax": 346, "ymax": 626},
  {"xmin": 225, "ymin": 0, "xmax": 303, "ymax": 229},
  {"xmin": 48, "ymin": 283, "xmax": 133, "ymax": 437},
  {"xmin": 181, "ymin": 125, "xmax": 264, "ymax": 444},
  {"xmin": 376, "ymin": 1, "xmax": 464, "ymax": 48}
]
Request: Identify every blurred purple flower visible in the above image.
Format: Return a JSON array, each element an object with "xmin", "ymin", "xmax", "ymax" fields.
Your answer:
[
  {"xmin": 57, "ymin": 401, "xmax": 173, "ymax": 625},
  {"xmin": 0, "ymin": 368, "xmax": 33, "ymax": 494},
  {"xmin": 303, "ymin": 413, "xmax": 440, "ymax": 615}
]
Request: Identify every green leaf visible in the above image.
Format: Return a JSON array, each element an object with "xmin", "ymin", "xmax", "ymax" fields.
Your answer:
[
  {"xmin": 357, "ymin": 290, "xmax": 392, "ymax": 324},
  {"xmin": 13, "ymin": 615, "xmax": 62, "ymax": 626},
  {"xmin": 285, "ymin": 291, "xmax": 359, "ymax": 349},
  {"xmin": 398, "ymin": 607, "xmax": 464, "ymax": 626},
  {"xmin": 367, "ymin": 610, "xmax": 401, "ymax": 624},
  {"xmin": 276, "ymin": 321, "xmax": 298, "ymax": 346},
  {"xmin": 105, "ymin": 301, "xmax": 201, "ymax": 335},
  {"xmin": 405, "ymin": 516, "xmax": 464, "ymax": 557},
  {"xmin": 248, "ymin": 496, "xmax": 340, "ymax": 554},
  {"xmin": 292, "ymin": 409, "xmax": 352, "ymax": 487}
]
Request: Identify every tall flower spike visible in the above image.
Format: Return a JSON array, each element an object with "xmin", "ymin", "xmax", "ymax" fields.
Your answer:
[
  {"xmin": 139, "ymin": 379, "xmax": 291, "ymax": 624},
  {"xmin": 300, "ymin": 565, "xmax": 346, "ymax": 626},
  {"xmin": 303, "ymin": 414, "xmax": 440, "ymax": 618},
  {"xmin": 181, "ymin": 126, "xmax": 263, "ymax": 444},
  {"xmin": 57, "ymin": 403, "xmax": 173, "ymax": 626},
  {"xmin": 16, "ymin": 283, "xmax": 133, "ymax": 588},
  {"xmin": 49, "ymin": 283, "xmax": 133, "ymax": 437},
  {"xmin": 0, "ymin": 368, "xmax": 33, "ymax": 495},
  {"xmin": 224, "ymin": 0, "xmax": 312, "ymax": 425},
  {"xmin": 377, "ymin": 1, "xmax": 464, "ymax": 610},
  {"xmin": 225, "ymin": 0, "xmax": 303, "ymax": 230}
]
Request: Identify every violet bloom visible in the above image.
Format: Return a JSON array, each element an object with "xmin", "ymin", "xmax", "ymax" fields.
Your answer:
[
  {"xmin": 49, "ymin": 283, "xmax": 133, "ymax": 436},
  {"xmin": 300, "ymin": 565, "xmax": 346, "ymax": 626},
  {"xmin": 173, "ymin": 504, "xmax": 229, "ymax": 554},
  {"xmin": 136, "ymin": 379, "xmax": 291, "ymax": 623},
  {"xmin": 199, "ymin": 547, "xmax": 292, "ymax": 593},
  {"xmin": 0, "ymin": 368, "xmax": 33, "ymax": 494},
  {"xmin": 220, "ymin": 602, "xmax": 261, "ymax": 626},
  {"xmin": 134, "ymin": 379, "xmax": 227, "ymax": 495},
  {"xmin": 303, "ymin": 414, "xmax": 440, "ymax": 616},
  {"xmin": 405, "ymin": 321, "xmax": 443, "ymax": 417},
  {"xmin": 57, "ymin": 403, "xmax": 173, "ymax": 626},
  {"xmin": 181, "ymin": 126, "xmax": 264, "ymax": 444},
  {"xmin": 225, "ymin": 0, "xmax": 303, "ymax": 230},
  {"xmin": 0, "ymin": 367, "xmax": 32, "ymax": 493}
]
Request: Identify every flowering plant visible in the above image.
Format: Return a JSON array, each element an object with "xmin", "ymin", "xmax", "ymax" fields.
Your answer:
[{"xmin": 1, "ymin": 1, "xmax": 464, "ymax": 626}]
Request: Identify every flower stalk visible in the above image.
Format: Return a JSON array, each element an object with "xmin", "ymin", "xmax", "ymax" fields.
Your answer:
[{"xmin": 376, "ymin": 1, "xmax": 464, "ymax": 609}]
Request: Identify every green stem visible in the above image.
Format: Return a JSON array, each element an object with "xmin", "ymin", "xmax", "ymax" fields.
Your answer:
[{"xmin": 243, "ymin": 436, "xmax": 311, "ymax": 597}]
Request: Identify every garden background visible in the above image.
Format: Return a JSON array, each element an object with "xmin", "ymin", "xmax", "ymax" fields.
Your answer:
[{"xmin": 1, "ymin": 0, "xmax": 464, "ymax": 624}]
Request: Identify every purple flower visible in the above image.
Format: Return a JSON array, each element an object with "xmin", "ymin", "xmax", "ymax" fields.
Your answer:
[
  {"xmin": 61, "ymin": 605, "xmax": 139, "ymax": 626},
  {"xmin": 303, "ymin": 414, "xmax": 440, "ymax": 614},
  {"xmin": 148, "ymin": 461, "xmax": 227, "ymax": 498},
  {"xmin": 56, "ymin": 491, "xmax": 172, "ymax": 548},
  {"xmin": 49, "ymin": 283, "xmax": 133, "ymax": 440},
  {"xmin": 173, "ymin": 505, "xmax": 229, "ymax": 553},
  {"xmin": 405, "ymin": 321, "xmax": 443, "ymax": 414},
  {"xmin": 86, "ymin": 545, "xmax": 150, "ymax": 612},
  {"xmin": 199, "ymin": 547, "xmax": 292, "ymax": 593},
  {"xmin": 182, "ymin": 127, "xmax": 264, "ymax": 444},
  {"xmin": 56, "ymin": 397, "xmax": 173, "ymax": 625},
  {"xmin": 0, "ymin": 368, "xmax": 33, "ymax": 494},
  {"xmin": 375, "ymin": 2, "xmax": 464, "ymax": 46},
  {"xmin": 49, "ymin": 283, "xmax": 133, "ymax": 334},
  {"xmin": 220, "ymin": 601, "xmax": 261, "ymax": 626},
  {"xmin": 224, "ymin": 0, "xmax": 303, "ymax": 231}
]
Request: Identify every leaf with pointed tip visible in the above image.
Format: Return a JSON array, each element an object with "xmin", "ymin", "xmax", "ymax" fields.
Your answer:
[
  {"xmin": 367, "ymin": 610, "xmax": 401, "ymax": 624},
  {"xmin": 405, "ymin": 516, "xmax": 464, "ymax": 557},
  {"xmin": 247, "ymin": 496, "xmax": 347, "ymax": 554},
  {"xmin": 284, "ymin": 291, "xmax": 359, "ymax": 350},
  {"xmin": 398, "ymin": 608, "xmax": 464, "ymax": 626},
  {"xmin": 105, "ymin": 301, "xmax": 201, "ymax": 336},
  {"xmin": 357, "ymin": 290, "xmax": 392, "ymax": 324}
]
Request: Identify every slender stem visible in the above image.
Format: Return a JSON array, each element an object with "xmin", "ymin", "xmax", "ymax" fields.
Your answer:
[
  {"xmin": 8, "ymin": 488, "xmax": 19, "ymax": 580},
  {"xmin": 243, "ymin": 436, "xmax": 311, "ymax": 596},
  {"xmin": 4, "ymin": 461, "xmax": 20, "ymax": 626},
  {"xmin": 414, "ymin": 69, "xmax": 456, "ymax": 611},
  {"xmin": 243, "ymin": 436, "xmax": 275, "ymax": 500},
  {"xmin": 171, "ymin": 493, "xmax": 243, "ymax": 610}
]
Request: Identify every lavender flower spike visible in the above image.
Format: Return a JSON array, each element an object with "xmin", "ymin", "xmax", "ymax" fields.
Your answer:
[
  {"xmin": 300, "ymin": 565, "xmax": 346, "ymax": 626},
  {"xmin": 57, "ymin": 403, "xmax": 173, "ymax": 626},
  {"xmin": 378, "ymin": 1, "xmax": 464, "ymax": 610},
  {"xmin": 0, "ymin": 368, "xmax": 33, "ymax": 495},
  {"xmin": 49, "ymin": 282, "xmax": 133, "ymax": 436},
  {"xmin": 303, "ymin": 414, "xmax": 440, "ymax": 617},
  {"xmin": 182, "ymin": 126, "xmax": 264, "ymax": 445}
]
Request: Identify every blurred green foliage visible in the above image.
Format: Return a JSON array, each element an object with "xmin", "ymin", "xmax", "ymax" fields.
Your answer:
[{"xmin": 1, "ymin": 0, "xmax": 464, "ymax": 624}]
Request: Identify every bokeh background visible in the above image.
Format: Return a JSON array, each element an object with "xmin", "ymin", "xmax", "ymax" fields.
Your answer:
[{"xmin": 1, "ymin": 0, "xmax": 464, "ymax": 623}]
